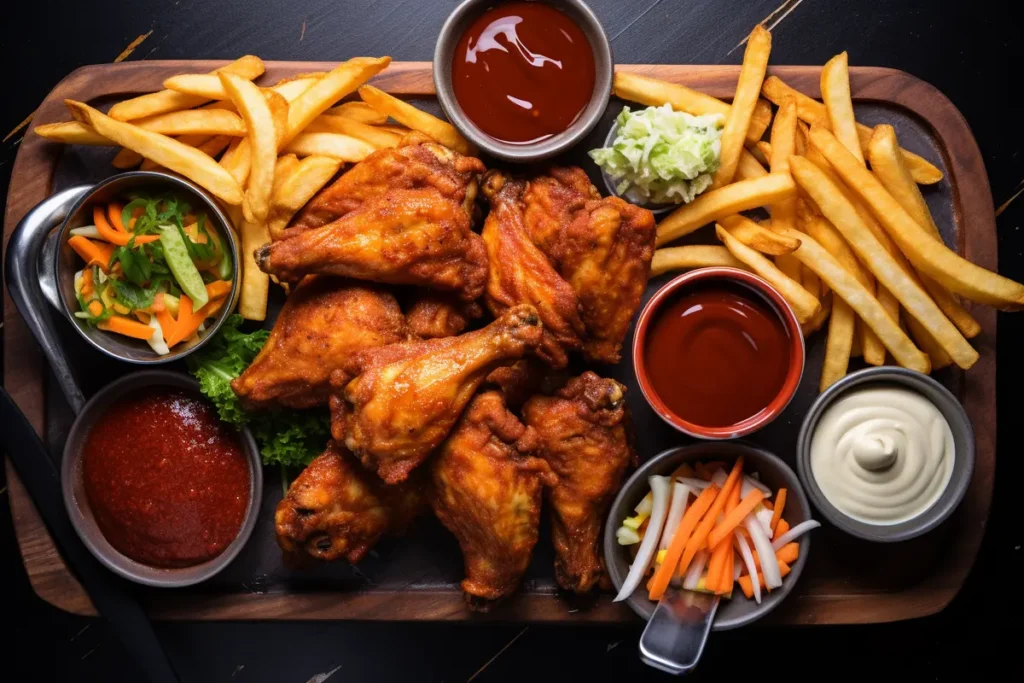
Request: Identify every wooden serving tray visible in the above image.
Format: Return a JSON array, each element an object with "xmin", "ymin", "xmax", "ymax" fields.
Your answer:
[{"xmin": 2, "ymin": 61, "xmax": 996, "ymax": 623}]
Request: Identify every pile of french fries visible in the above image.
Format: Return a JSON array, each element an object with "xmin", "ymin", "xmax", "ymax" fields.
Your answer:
[
  {"xmin": 35, "ymin": 55, "xmax": 474, "ymax": 322},
  {"xmin": 629, "ymin": 26, "xmax": 1024, "ymax": 391}
]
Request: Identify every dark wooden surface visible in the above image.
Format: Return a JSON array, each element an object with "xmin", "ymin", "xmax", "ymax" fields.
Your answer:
[{"xmin": 2, "ymin": 0, "xmax": 1021, "ymax": 680}]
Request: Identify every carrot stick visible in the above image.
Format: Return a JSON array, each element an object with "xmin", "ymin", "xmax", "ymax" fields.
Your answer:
[
  {"xmin": 676, "ymin": 457, "xmax": 745, "ymax": 578},
  {"xmin": 671, "ymin": 462, "xmax": 696, "ymax": 479},
  {"xmin": 98, "ymin": 315, "xmax": 155, "ymax": 340},
  {"xmin": 738, "ymin": 559, "xmax": 792, "ymax": 599},
  {"xmin": 87, "ymin": 300, "xmax": 104, "ymax": 317},
  {"xmin": 80, "ymin": 268, "xmax": 95, "ymax": 297},
  {"xmin": 166, "ymin": 296, "xmax": 224, "ymax": 347},
  {"xmin": 707, "ymin": 490, "xmax": 766, "ymax": 548},
  {"xmin": 775, "ymin": 518, "xmax": 790, "ymax": 539},
  {"xmin": 770, "ymin": 488, "xmax": 788, "ymax": 534},
  {"xmin": 69, "ymin": 235, "xmax": 115, "ymax": 271},
  {"xmin": 648, "ymin": 484, "xmax": 720, "ymax": 601},
  {"xmin": 205, "ymin": 279, "xmax": 233, "ymax": 299},
  {"xmin": 750, "ymin": 542, "xmax": 800, "ymax": 571},
  {"xmin": 762, "ymin": 499, "xmax": 774, "ymax": 511},
  {"xmin": 107, "ymin": 203, "xmax": 127, "ymax": 232},
  {"xmin": 707, "ymin": 535, "xmax": 732, "ymax": 594},
  {"xmin": 93, "ymin": 206, "xmax": 158, "ymax": 246},
  {"xmin": 155, "ymin": 306, "xmax": 178, "ymax": 343},
  {"xmin": 165, "ymin": 295, "xmax": 194, "ymax": 346}
]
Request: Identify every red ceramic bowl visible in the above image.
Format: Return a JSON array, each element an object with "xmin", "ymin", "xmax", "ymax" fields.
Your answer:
[{"xmin": 632, "ymin": 267, "xmax": 806, "ymax": 439}]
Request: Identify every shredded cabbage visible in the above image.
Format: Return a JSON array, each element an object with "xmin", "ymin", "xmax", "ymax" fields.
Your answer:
[{"xmin": 589, "ymin": 104, "xmax": 723, "ymax": 205}]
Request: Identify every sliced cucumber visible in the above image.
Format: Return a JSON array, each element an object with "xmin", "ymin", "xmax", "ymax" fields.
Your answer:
[
  {"xmin": 215, "ymin": 250, "xmax": 233, "ymax": 280},
  {"xmin": 159, "ymin": 225, "xmax": 209, "ymax": 308}
]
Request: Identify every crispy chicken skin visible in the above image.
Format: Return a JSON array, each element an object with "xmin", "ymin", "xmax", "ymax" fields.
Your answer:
[
  {"xmin": 431, "ymin": 391, "xmax": 556, "ymax": 610},
  {"xmin": 330, "ymin": 305, "xmax": 543, "ymax": 483},
  {"xmin": 483, "ymin": 358, "xmax": 550, "ymax": 409},
  {"xmin": 480, "ymin": 171, "xmax": 585, "ymax": 368},
  {"xmin": 522, "ymin": 168, "xmax": 656, "ymax": 364},
  {"xmin": 231, "ymin": 277, "xmax": 408, "ymax": 409},
  {"xmin": 275, "ymin": 441, "xmax": 426, "ymax": 563},
  {"xmin": 256, "ymin": 188, "xmax": 488, "ymax": 300},
  {"xmin": 522, "ymin": 372, "xmax": 636, "ymax": 593},
  {"xmin": 405, "ymin": 292, "xmax": 483, "ymax": 339},
  {"xmin": 288, "ymin": 138, "xmax": 485, "ymax": 231}
]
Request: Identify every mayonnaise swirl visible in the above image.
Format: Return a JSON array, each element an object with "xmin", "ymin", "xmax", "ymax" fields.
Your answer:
[{"xmin": 809, "ymin": 386, "xmax": 954, "ymax": 525}]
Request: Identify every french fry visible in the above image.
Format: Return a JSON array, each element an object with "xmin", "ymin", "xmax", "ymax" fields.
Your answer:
[
  {"xmin": 867, "ymin": 125, "xmax": 982, "ymax": 337},
  {"xmin": 650, "ymin": 245, "xmax": 746, "ymax": 276},
  {"xmin": 163, "ymin": 73, "xmax": 238, "ymax": 100},
  {"xmin": 751, "ymin": 141, "xmax": 771, "ymax": 166},
  {"xmin": 111, "ymin": 147, "xmax": 144, "ymax": 168},
  {"xmin": 359, "ymin": 84, "xmax": 475, "ymax": 155},
  {"xmin": 34, "ymin": 121, "xmax": 112, "ymax": 145},
  {"xmin": 716, "ymin": 225, "xmax": 821, "ymax": 324},
  {"xmin": 801, "ymin": 290, "xmax": 832, "ymax": 337},
  {"xmin": 133, "ymin": 109, "xmax": 247, "ymax": 137},
  {"xmin": 768, "ymin": 97, "xmax": 801, "ymax": 282},
  {"xmin": 285, "ymin": 57, "xmax": 391, "ymax": 147},
  {"xmin": 777, "ymin": 226, "xmax": 930, "ymax": 373},
  {"xmin": 283, "ymin": 132, "xmax": 376, "ymax": 161},
  {"xmin": 713, "ymin": 26, "xmax": 771, "ymax": 186},
  {"xmin": 139, "ymin": 158, "xmax": 165, "ymax": 172},
  {"xmin": 719, "ymin": 215, "xmax": 800, "ymax": 256},
  {"xmin": 220, "ymin": 72, "xmax": 281, "ymax": 223},
  {"xmin": 324, "ymin": 101, "xmax": 388, "ymax": 124},
  {"xmin": 748, "ymin": 99, "xmax": 773, "ymax": 144},
  {"xmin": 375, "ymin": 124, "xmax": 414, "ymax": 136},
  {"xmin": 761, "ymin": 75, "xmax": 942, "ymax": 184},
  {"xmin": 820, "ymin": 52, "xmax": 864, "ymax": 164},
  {"xmin": 196, "ymin": 134, "xmax": 233, "ymax": 159},
  {"xmin": 736, "ymin": 149, "xmax": 769, "ymax": 180},
  {"xmin": 219, "ymin": 137, "xmax": 250, "ymax": 188},
  {"xmin": 802, "ymin": 266, "xmax": 822, "ymax": 299},
  {"xmin": 273, "ymin": 154, "xmax": 301, "ymax": 192},
  {"xmin": 809, "ymin": 125, "xmax": 1024, "ymax": 309},
  {"xmin": 239, "ymin": 218, "xmax": 271, "ymax": 321},
  {"xmin": 822, "ymin": 299, "xmax": 855, "ymax": 390},
  {"xmin": 656, "ymin": 174, "xmax": 796, "ymax": 246},
  {"xmin": 612, "ymin": 71, "xmax": 768, "ymax": 145},
  {"xmin": 66, "ymin": 100, "xmax": 243, "ymax": 205},
  {"xmin": 107, "ymin": 56, "xmax": 265, "ymax": 121},
  {"xmin": 906, "ymin": 314, "xmax": 952, "ymax": 370},
  {"xmin": 272, "ymin": 77, "xmax": 322, "ymax": 103},
  {"xmin": 789, "ymin": 154, "xmax": 978, "ymax": 369},
  {"xmin": 306, "ymin": 114, "xmax": 401, "ymax": 148},
  {"xmin": 268, "ymin": 155, "xmax": 343, "ymax": 240}
]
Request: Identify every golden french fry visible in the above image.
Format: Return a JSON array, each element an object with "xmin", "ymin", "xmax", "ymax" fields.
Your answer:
[
  {"xmin": 821, "ymin": 52, "xmax": 864, "ymax": 164},
  {"xmin": 769, "ymin": 97, "xmax": 799, "ymax": 244},
  {"xmin": 906, "ymin": 314, "xmax": 952, "ymax": 370},
  {"xmin": 306, "ymin": 114, "xmax": 401, "ymax": 148},
  {"xmin": 761, "ymin": 75, "xmax": 942, "ymax": 184},
  {"xmin": 867, "ymin": 125, "xmax": 982, "ymax": 338},
  {"xmin": 650, "ymin": 246, "xmax": 746, "ymax": 276},
  {"xmin": 111, "ymin": 147, "xmax": 144, "ymax": 168},
  {"xmin": 108, "ymin": 56, "xmax": 265, "ymax": 121},
  {"xmin": 802, "ymin": 265, "xmax": 822, "ymax": 299},
  {"xmin": 612, "ymin": 72, "xmax": 765, "ymax": 145},
  {"xmin": 268, "ymin": 155, "xmax": 344, "ymax": 240},
  {"xmin": 273, "ymin": 154, "xmax": 301, "ymax": 189},
  {"xmin": 801, "ymin": 290, "xmax": 832, "ymax": 337},
  {"xmin": 736, "ymin": 149, "xmax": 769, "ymax": 180},
  {"xmin": 66, "ymin": 100, "xmax": 243, "ymax": 205},
  {"xmin": 34, "ymin": 121, "xmax": 112, "ymax": 145},
  {"xmin": 778, "ymin": 225, "xmax": 930, "ymax": 373},
  {"xmin": 133, "ymin": 109, "xmax": 247, "ymax": 137},
  {"xmin": 716, "ymin": 224, "xmax": 821, "ymax": 323},
  {"xmin": 176, "ymin": 133, "xmax": 213, "ymax": 147},
  {"xmin": 324, "ymin": 101, "xmax": 388, "ymax": 124},
  {"xmin": 276, "ymin": 72, "xmax": 329, "ymax": 85},
  {"xmin": 220, "ymin": 72, "xmax": 280, "ymax": 223},
  {"xmin": 809, "ymin": 125, "xmax": 1024, "ymax": 309},
  {"xmin": 285, "ymin": 57, "xmax": 391, "ymax": 147},
  {"xmin": 775, "ymin": 254, "xmax": 803, "ymax": 284},
  {"xmin": 719, "ymin": 215, "xmax": 800, "ymax": 256},
  {"xmin": 163, "ymin": 73, "xmax": 236, "ymax": 100},
  {"xmin": 283, "ymin": 131, "xmax": 376, "ymax": 160},
  {"xmin": 748, "ymin": 98, "xmax": 773, "ymax": 143},
  {"xmin": 359, "ymin": 84, "xmax": 474, "ymax": 155},
  {"xmin": 713, "ymin": 26, "xmax": 771, "ymax": 187},
  {"xmin": 272, "ymin": 77, "xmax": 322, "ymax": 103},
  {"xmin": 822, "ymin": 299, "xmax": 855, "ymax": 390},
  {"xmin": 239, "ymin": 218, "xmax": 271, "ymax": 321},
  {"xmin": 656, "ymin": 173, "xmax": 796, "ymax": 246},
  {"xmin": 751, "ymin": 141, "xmax": 771, "ymax": 166},
  {"xmin": 865, "ymin": 285, "xmax": 899, "ymax": 365},
  {"xmin": 139, "ymin": 158, "xmax": 165, "ymax": 172},
  {"xmin": 789, "ymin": 154, "xmax": 977, "ymax": 368},
  {"xmin": 376, "ymin": 124, "xmax": 414, "ymax": 136},
  {"xmin": 220, "ymin": 137, "xmax": 250, "ymax": 188},
  {"xmin": 196, "ymin": 134, "xmax": 233, "ymax": 158}
]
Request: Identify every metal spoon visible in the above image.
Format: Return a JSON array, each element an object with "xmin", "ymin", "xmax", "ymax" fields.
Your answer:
[{"xmin": 639, "ymin": 586, "xmax": 719, "ymax": 675}]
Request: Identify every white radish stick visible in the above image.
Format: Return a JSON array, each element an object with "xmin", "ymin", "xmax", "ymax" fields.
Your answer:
[
  {"xmin": 658, "ymin": 483, "xmax": 692, "ymax": 550},
  {"xmin": 772, "ymin": 520, "xmax": 821, "ymax": 551},
  {"xmin": 734, "ymin": 531, "xmax": 761, "ymax": 604},
  {"xmin": 683, "ymin": 549, "xmax": 710, "ymax": 590},
  {"xmin": 744, "ymin": 513, "xmax": 782, "ymax": 589},
  {"xmin": 614, "ymin": 476, "xmax": 672, "ymax": 602}
]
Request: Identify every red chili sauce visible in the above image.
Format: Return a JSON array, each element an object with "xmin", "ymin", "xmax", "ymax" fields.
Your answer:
[
  {"xmin": 451, "ymin": 1, "xmax": 595, "ymax": 144},
  {"xmin": 82, "ymin": 388, "xmax": 250, "ymax": 568},
  {"xmin": 644, "ymin": 284, "xmax": 791, "ymax": 428}
]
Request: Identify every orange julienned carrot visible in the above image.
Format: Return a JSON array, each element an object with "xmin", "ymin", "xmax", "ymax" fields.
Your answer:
[
  {"xmin": 107, "ymin": 203, "xmax": 127, "ymax": 232},
  {"xmin": 648, "ymin": 484, "xmax": 720, "ymax": 601},
  {"xmin": 762, "ymin": 499, "xmax": 774, "ymax": 511},
  {"xmin": 79, "ymin": 268, "xmax": 95, "ymax": 297},
  {"xmin": 205, "ymin": 279, "xmax": 232, "ymax": 299},
  {"xmin": 707, "ymin": 490, "xmax": 766, "ymax": 549},
  {"xmin": 167, "ymin": 296, "xmax": 224, "ymax": 347},
  {"xmin": 675, "ymin": 458, "xmax": 745, "ymax": 579},
  {"xmin": 94, "ymin": 206, "xmax": 159, "ymax": 246},
  {"xmin": 87, "ymin": 300, "xmax": 104, "ymax": 317},
  {"xmin": 770, "ymin": 488, "xmax": 788, "ymax": 534},
  {"xmin": 69, "ymin": 235, "xmax": 114, "ymax": 271},
  {"xmin": 775, "ymin": 518, "xmax": 790, "ymax": 540},
  {"xmin": 98, "ymin": 315, "xmax": 154, "ymax": 340},
  {"xmin": 737, "ymin": 560, "xmax": 792, "ymax": 599},
  {"xmin": 707, "ymin": 534, "xmax": 732, "ymax": 594},
  {"xmin": 165, "ymin": 295, "xmax": 194, "ymax": 346},
  {"xmin": 751, "ymin": 542, "xmax": 800, "ymax": 571}
]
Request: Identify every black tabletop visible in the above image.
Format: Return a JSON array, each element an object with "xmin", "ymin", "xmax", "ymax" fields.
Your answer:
[{"xmin": 2, "ymin": 0, "xmax": 1020, "ymax": 680}]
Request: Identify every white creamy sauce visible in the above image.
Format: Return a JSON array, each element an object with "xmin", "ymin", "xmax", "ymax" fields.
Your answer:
[{"xmin": 810, "ymin": 386, "xmax": 954, "ymax": 525}]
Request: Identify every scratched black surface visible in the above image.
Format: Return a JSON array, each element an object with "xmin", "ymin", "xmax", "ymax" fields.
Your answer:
[{"xmin": 2, "ymin": 0, "xmax": 1021, "ymax": 681}]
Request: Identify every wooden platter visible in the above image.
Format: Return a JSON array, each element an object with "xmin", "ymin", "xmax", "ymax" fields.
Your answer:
[{"xmin": 2, "ymin": 61, "xmax": 996, "ymax": 623}]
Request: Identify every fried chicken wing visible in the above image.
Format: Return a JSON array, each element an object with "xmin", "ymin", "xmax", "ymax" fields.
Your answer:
[
  {"xmin": 405, "ymin": 292, "xmax": 482, "ymax": 339},
  {"xmin": 275, "ymin": 441, "xmax": 426, "ymax": 563},
  {"xmin": 288, "ymin": 138, "xmax": 485, "ymax": 231},
  {"xmin": 330, "ymin": 305, "xmax": 543, "ymax": 483},
  {"xmin": 257, "ymin": 188, "xmax": 488, "ymax": 301},
  {"xmin": 231, "ymin": 277, "xmax": 408, "ymax": 409},
  {"xmin": 522, "ymin": 372, "xmax": 636, "ymax": 593},
  {"xmin": 521, "ymin": 166, "xmax": 598, "ymax": 254},
  {"xmin": 481, "ymin": 171, "xmax": 584, "ymax": 367},
  {"xmin": 431, "ymin": 391, "xmax": 556, "ymax": 610}
]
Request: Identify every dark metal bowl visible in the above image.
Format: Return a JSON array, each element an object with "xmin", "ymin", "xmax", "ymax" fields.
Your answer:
[
  {"xmin": 796, "ymin": 366, "xmax": 975, "ymax": 542},
  {"xmin": 50, "ymin": 171, "xmax": 240, "ymax": 364},
  {"xmin": 603, "ymin": 443, "xmax": 813, "ymax": 630},
  {"xmin": 433, "ymin": 0, "xmax": 614, "ymax": 162},
  {"xmin": 62, "ymin": 371, "xmax": 262, "ymax": 587}
]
